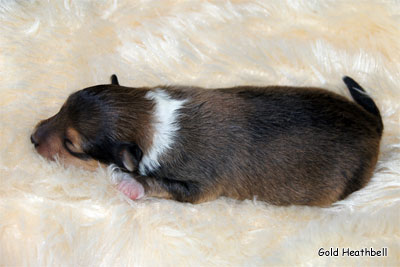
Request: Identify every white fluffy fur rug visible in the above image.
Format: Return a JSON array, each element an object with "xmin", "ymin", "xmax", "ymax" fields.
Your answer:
[{"xmin": 1, "ymin": 1, "xmax": 399, "ymax": 266}]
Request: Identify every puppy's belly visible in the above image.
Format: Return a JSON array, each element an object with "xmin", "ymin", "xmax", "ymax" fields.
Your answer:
[{"xmin": 117, "ymin": 178, "xmax": 145, "ymax": 200}]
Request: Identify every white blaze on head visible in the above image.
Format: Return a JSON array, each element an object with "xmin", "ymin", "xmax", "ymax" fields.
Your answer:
[{"xmin": 139, "ymin": 88, "xmax": 187, "ymax": 175}]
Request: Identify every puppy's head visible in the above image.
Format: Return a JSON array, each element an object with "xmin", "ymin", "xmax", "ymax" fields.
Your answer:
[{"xmin": 31, "ymin": 75, "xmax": 150, "ymax": 172}]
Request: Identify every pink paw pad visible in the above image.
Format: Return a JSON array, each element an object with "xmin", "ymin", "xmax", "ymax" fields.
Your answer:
[{"xmin": 117, "ymin": 178, "xmax": 145, "ymax": 200}]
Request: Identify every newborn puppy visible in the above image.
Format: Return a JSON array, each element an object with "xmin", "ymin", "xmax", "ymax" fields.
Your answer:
[{"xmin": 31, "ymin": 75, "xmax": 383, "ymax": 206}]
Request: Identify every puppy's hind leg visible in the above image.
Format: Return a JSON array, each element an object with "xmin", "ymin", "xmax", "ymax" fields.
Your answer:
[
  {"xmin": 116, "ymin": 174, "xmax": 173, "ymax": 201},
  {"xmin": 115, "ymin": 173, "xmax": 213, "ymax": 203},
  {"xmin": 125, "ymin": 175, "xmax": 209, "ymax": 203},
  {"xmin": 117, "ymin": 177, "xmax": 145, "ymax": 200}
]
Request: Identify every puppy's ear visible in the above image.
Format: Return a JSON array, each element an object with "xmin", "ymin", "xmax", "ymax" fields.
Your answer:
[
  {"xmin": 114, "ymin": 143, "xmax": 142, "ymax": 172},
  {"xmin": 111, "ymin": 74, "xmax": 119, "ymax": 85}
]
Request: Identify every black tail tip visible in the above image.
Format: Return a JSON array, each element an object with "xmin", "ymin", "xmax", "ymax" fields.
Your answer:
[
  {"xmin": 342, "ymin": 76, "xmax": 365, "ymax": 92},
  {"xmin": 342, "ymin": 76, "xmax": 382, "ymax": 129},
  {"xmin": 111, "ymin": 74, "xmax": 119, "ymax": 85}
]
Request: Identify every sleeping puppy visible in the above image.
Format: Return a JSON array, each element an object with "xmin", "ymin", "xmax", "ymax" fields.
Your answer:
[{"xmin": 31, "ymin": 75, "xmax": 383, "ymax": 206}]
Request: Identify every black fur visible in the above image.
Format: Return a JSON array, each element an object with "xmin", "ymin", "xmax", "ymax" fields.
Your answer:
[
  {"xmin": 111, "ymin": 74, "xmax": 119, "ymax": 85},
  {"xmin": 31, "ymin": 76, "xmax": 383, "ymax": 205},
  {"xmin": 343, "ymin": 76, "xmax": 382, "ymax": 132},
  {"xmin": 139, "ymin": 81, "xmax": 383, "ymax": 204}
]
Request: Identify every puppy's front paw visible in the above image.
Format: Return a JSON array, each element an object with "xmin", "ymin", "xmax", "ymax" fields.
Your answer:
[{"xmin": 117, "ymin": 178, "xmax": 145, "ymax": 200}]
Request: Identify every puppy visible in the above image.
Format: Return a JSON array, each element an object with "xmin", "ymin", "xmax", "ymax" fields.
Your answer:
[{"xmin": 31, "ymin": 75, "xmax": 383, "ymax": 206}]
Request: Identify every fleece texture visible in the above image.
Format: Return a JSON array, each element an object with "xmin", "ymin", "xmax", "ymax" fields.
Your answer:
[{"xmin": 1, "ymin": 1, "xmax": 399, "ymax": 266}]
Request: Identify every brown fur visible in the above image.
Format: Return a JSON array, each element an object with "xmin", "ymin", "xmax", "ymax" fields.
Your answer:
[{"xmin": 31, "ymin": 77, "xmax": 383, "ymax": 206}]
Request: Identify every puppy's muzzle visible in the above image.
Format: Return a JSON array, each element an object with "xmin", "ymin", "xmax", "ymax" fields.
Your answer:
[{"xmin": 30, "ymin": 134, "xmax": 39, "ymax": 148}]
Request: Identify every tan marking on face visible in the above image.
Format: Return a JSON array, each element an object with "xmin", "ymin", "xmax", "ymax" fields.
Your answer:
[
  {"xmin": 35, "ymin": 128, "xmax": 103, "ymax": 172},
  {"xmin": 36, "ymin": 133, "xmax": 63, "ymax": 160},
  {"xmin": 59, "ymin": 152, "xmax": 106, "ymax": 172},
  {"xmin": 65, "ymin": 127, "xmax": 84, "ymax": 154}
]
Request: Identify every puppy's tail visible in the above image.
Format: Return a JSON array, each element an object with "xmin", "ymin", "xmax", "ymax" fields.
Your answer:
[
  {"xmin": 111, "ymin": 74, "xmax": 119, "ymax": 85},
  {"xmin": 343, "ymin": 76, "xmax": 383, "ymax": 133}
]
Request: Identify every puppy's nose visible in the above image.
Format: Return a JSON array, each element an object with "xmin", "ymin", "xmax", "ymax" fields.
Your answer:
[{"xmin": 30, "ymin": 134, "xmax": 39, "ymax": 148}]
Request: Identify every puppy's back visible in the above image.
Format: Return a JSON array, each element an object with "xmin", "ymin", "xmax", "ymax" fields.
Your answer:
[{"xmin": 155, "ymin": 83, "xmax": 382, "ymax": 205}]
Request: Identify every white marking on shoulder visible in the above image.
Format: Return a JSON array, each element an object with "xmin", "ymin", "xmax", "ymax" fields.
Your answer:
[{"xmin": 139, "ymin": 88, "xmax": 187, "ymax": 175}]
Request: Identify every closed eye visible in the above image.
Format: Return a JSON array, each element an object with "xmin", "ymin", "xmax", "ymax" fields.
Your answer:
[{"xmin": 63, "ymin": 137, "xmax": 90, "ymax": 160}]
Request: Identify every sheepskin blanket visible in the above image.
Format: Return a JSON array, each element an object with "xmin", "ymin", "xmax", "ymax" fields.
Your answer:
[{"xmin": 1, "ymin": 1, "xmax": 399, "ymax": 266}]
